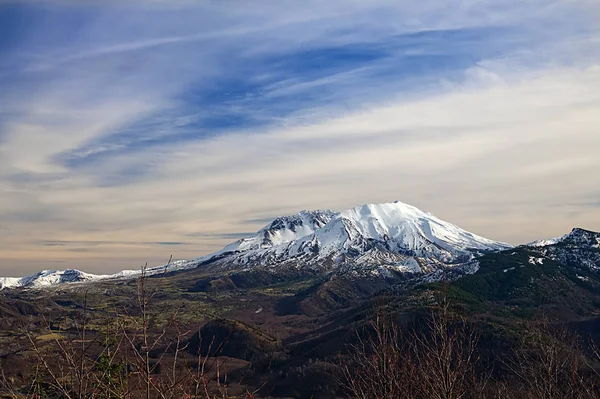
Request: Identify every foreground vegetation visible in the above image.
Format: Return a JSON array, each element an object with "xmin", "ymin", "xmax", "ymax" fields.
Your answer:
[{"xmin": 1, "ymin": 249, "xmax": 600, "ymax": 398}]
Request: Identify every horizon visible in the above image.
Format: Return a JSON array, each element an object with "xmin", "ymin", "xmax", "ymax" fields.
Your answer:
[
  {"xmin": 1, "ymin": 1, "xmax": 600, "ymax": 276},
  {"xmin": 1, "ymin": 199, "xmax": 597, "ymax": 278},
  {"xmin": 1, "ymin": 199, "xmax": 594, "ymax": 280}
]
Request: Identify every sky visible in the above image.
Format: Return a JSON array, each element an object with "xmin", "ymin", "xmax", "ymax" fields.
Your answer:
[{"xmin": 1, "ymin": 0, "xmax": 599, "ymax": 276}]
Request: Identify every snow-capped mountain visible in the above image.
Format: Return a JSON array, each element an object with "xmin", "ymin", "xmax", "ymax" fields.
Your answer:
[
  {"xmin": 198, "ymin": 201, "xmax": 512, "ymax": 273},
  {"xmin": 0, "ymin": 201, "xmax": 511, "ymax": 289},
  {"xmin": 0, "ymin": 269, "xmax": 103, "ymax": 290},
  {"xmin": 0, "ymin": 260, "xmax": 199, "ymax": 290},
  {"xmin": 528, "ymin": 227, "xmax": 600, "ymax": 249},
  {"xmin": 526, "ymin": 228, "xmax": 600, "ymax": 272}
]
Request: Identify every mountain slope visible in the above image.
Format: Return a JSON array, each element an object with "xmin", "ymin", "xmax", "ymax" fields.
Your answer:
[
  {"xmin": 452, "ymin": 228, "xmax": 600, "ymax": 315},
  {"xmin": 215, "ymin": 210, "xmax": 337, "ymax": 254},
  {"xmin": 198, "ymin": 201, "xmax": 511, "ymax": 273},
  {"xmin": 534, "ymin": 228, "xmax": 600, "ymax": 272}
]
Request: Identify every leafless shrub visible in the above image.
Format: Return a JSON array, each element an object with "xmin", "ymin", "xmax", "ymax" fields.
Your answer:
[
  {"xmin": 503, "ymin": 319, "xmax": 600, "ymax": 399},
  {"xmin": 341, "ymin": 310, "xmax": 417, "ymax": 399},
  {"xmin": 343, "ymin": 287, "xmax": 489, "ymax": 399},
  {"xmin": 1, "ymin": 260, "xmax": 257, "ymax": 399},
  {"xmin": 17, "ymin": 292, "xmax": 127, "ymax": 399},
  {"xmin": 408, "ymin": 291, "xmax": 489, "ymax": 399}
]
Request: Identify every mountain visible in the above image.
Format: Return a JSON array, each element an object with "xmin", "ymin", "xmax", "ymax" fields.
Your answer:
[
  {"xmin": 528, "ymin": 227, "xmax": 599, "ymax": 248},
  {"xmin": 530, "ymin": 228, "xmax": 600, "ymax": 273},
  {"xmin": 198, "ymin": 201, "xmax": 511, "ymax": 274},
  {"xmin": 453, "ymin": 227, "xmax": 600, "ymax": 314},
  {"xmin": 1, "ymin": 201, "xmax": 511, "ymax": 289},
  {"xmin": 0, "ymin": 269, "xmax": 98, "ymax": 290},
  {"xmin": 0, "ymin": 260, "xmax": 198, "ymax": 290}
]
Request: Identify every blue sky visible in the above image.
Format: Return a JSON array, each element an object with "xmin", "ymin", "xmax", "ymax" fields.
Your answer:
[{"xmin": 1, "ymin": 0, "xmax": 599, "ymax": 276}]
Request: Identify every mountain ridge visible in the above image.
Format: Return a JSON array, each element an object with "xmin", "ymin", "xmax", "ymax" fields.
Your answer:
[{"xmin": 5, "ymin": 202, "xmax": 595, "ymax": 290}]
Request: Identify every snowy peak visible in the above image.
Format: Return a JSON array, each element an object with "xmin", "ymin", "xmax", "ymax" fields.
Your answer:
[
  {"xmin": 337, "ymin": 202, "xmax": 507, "ymax": 252},
  {"xmin": 527, "ymin": 227, "xmax": 600, "ymax": 273},
  {"xmin": 261, "ymin": 210, "xmax": 337, "ymax": 247},
  {"xmin": 528, "ymin": 228, "xmax": 600, "ymax": 249},
  {"xmin": 561, "ymin": 228, "xmax": 600, "ymax": 248},
  {"xmin": 202, "ymin": 201, "xmax": 512, "ymax": 270},
  {"xmin": 0, "ymin": 269, "xmax": 96, "ymax": 290},
  {"xmin": 301, "ymin": 201, "xmax": 510, "ymax": 263},
  {"xmin": 218, "ymin": 210, "xmax": 337, "ymax": 253},
  {"xmin": 0, "ymin": 260, "xmax": 200, "ymax": 290}
]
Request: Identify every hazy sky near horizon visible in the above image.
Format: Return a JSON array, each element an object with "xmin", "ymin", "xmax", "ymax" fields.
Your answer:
[{"xmin": 1, "ymin": 0, "xmax": 600, "ymax": 276}]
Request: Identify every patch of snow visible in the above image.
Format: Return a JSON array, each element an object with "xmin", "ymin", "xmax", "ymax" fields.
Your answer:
[
  {"xmin": 396, "ymin": 257, "xmax": 423, "ymax": 274},
  {"xmin": 528, "ymin": 256, "xmax": 544, "ymax": 265},
  {"xmin": 528, "ymin": 237, "xmax": 565, "ymax": 247},
  {"xmin": 503, "ymin": 267, "xmax": 516, "ymax": 273},
  {"xmin": 0, "ymin": 277, "xmax": 22, "ymax": 290}
]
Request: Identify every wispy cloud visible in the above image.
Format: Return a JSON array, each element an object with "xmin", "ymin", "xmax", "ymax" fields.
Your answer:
[{"xmin": 0, "ymin": 0, "xmax": 599, "ymax": 276}]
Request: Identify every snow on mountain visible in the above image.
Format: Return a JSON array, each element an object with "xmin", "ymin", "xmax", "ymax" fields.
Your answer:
[
  {"xmin": 216, "ymin": 210, "xmax": 337, "ymax": 254},
  {"xmin": 527, "ymin": 228, "xmax": 600, "ymax": 272},
  {"xmin": 1, "ymin": 269, "xmax": 96, "ymax": 290},
  {"xmin": 1, "ymin": 201, "xmax": 512, "ymax": 289},
  {"xmin": 199, "ymin": 201, "xmax": 512, "ymax": 271},
  {"xmin": 528, "ymin": 235, "xmax": 568, "ymax": 247},
  {"xmin": 528, "ymin": 228, "xmax": 600, "ymax": 249},
  {"xmin": 0, "ymin": 277, "xmax": 22, "ymax": 290},
  {"xmin": 0, "ymin": 260, "xmax": 199, "ymax": 290},
  {"xmin": 311, "ymin": 202, "xmax": 508, "ymax": 258},
  {"xmin": 528, "ymin": 237, "xmax": 564, "ymax": 247}
]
